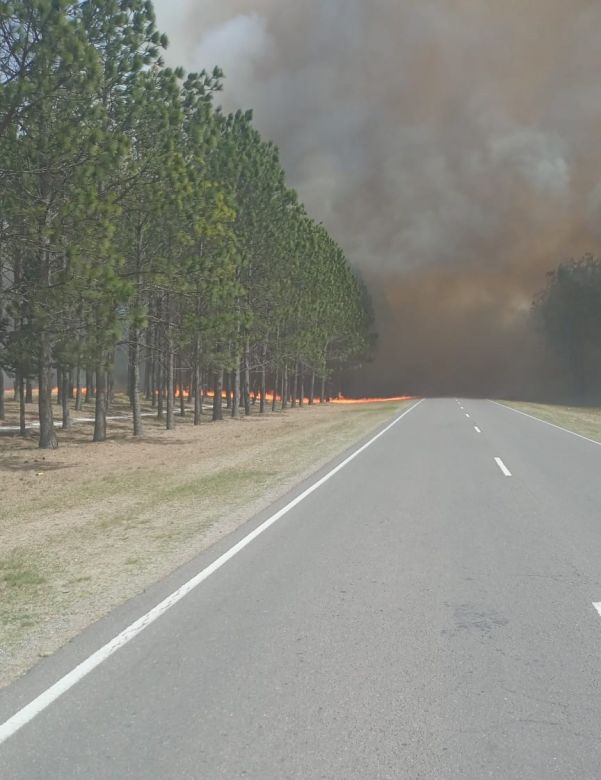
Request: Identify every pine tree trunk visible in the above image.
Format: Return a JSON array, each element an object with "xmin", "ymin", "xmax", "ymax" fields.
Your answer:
[
  {"xmin": 38, "ymin": 337, "xmax": 58, "ymax": 449},
  {"xmin": 85, "ymin": 370, "xmax": 93, "ymax": 402},
  {"xmin": 179, "ymin": 373, "xmax": 186, "ymax": 417},
  {"xmin": 282, "ymin": 364, "xmax": 288, "ymax": 410},
  {"xmin": 131, "ymin": 327, "xmax": 143, "ymax": 437},
  {"xmin": 150, "ymin": 326, "xmax": 157, "ymax": 408},
  {"xmin": 213, "ymin": 370, "xmax": 223, "ymax": 421},
  {"xmin": 0, "ymin": 258, "xmax": 4, "ymax": 419},
  {"xmin": 61, "ymin": 369, "xmax": 71, "ymax": 430},
  {"xmin": 193, "ymin": 335, "xmax": 202, "ymax": 426},
  {"xmin": 320, "ymin": 374, "xmax": 326, "ymax": 404},
  {"xmin": 272, "ymin": 366, "xmax": 279, "ymax": 412},
  {"xmin": 166, "ymin": 329, "xmax": 175, "ymax": 430},
  {"xmin": 194, "ymin": 355, "xmax": 202, "ymax": 426},
  {"xmin": 232, "ymin": 363, "xmax": 240, "ymax": 418},
  {"xmin": 18, "ymin": 372, "xmax": 26, "ymax": 436},
  {"xmin": 299, "ymin": 365, "xmax": 304, "ymax": 407},
  {"xmin": 144, "ymin": 338, "xmax": 152, "ymax": 401},
  {"xmin": 57, "ymin": 367, "xmax": 63, "ymax": 407},
  {"xmin": 127, "ymin": 343, "xmax": 134, "ymax": 403},
  {"xmin": 291, "ymin": 364, "xmax": 298, "ymax": 408},
  {"xmin": 157, "ymin": 380, "xmax": 164, "ymax": 418},
  {"xmin": 151, "ymin": 351, "xmax": 157, "ymax": 408},
  {"xmin": 25, "ymin": 378, "xmax": 33, "ymax": 404},
  {"xmin": 309, "ymin": 371, "xmax": 315, "ymax": 405},
  {"xmin": 243, "ymin": 338, "xmax": 251, "ymax": 416},
  {"xmin": 106, "ymin": 371, "xmax": 113, "ymax": 414},
  {"xmin": 157, "ymin": 349, "xmax": 164, "ymax": 419},
  {"xmin": 225, "ymin": 372, "xmax": 232, "ymax": 409},
  {"xmin": 93, "ymin": 367, "xmax": 107, "ymax": 442},
  {"xmin": 260, "ymin": 344, "xmax": 267, "ymax": 414},
  {"xmin": 191, "ymin": 368, "xmax": 197, "ymax": 405},
  {"xmin": 75, "ymin": 359, "xmax": 83, "ymax": 411}
]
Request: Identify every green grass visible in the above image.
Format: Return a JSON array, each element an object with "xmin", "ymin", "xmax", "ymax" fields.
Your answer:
[
  {"xmin": 0, "ymin": 610, "xmax": 36, "ymax": 629},
  {"xmin": 0, "ymin": 555, "xmax": 48, "ymax": 637},
  {"xmin": 90, "ymin": 467, "xmax": 275, "ymax": 545},
  {"xmin": 0, "ymin": 555, "xmax": 46, "ymax": 589},
  {"xmin": 130, "ymin": 467, "xmax": 268, "ymax": 512},
  {"xmin": 159, "ymin": 467, "xmax": 273, "ymax": 502},
  {"xmin": 12, "ymin": 468, "xmax": 164, "ymax": 523},
  {"xmin": 351, "ymin": 402, "xmax": 410, "ymax": 415}
]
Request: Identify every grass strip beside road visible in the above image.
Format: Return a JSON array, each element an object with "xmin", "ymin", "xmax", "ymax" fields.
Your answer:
[
  {"xmin": 0, "ymin": 400, "xmax": 411, "ymax": 688},
  {"xmin": 501, "ymin": 400, "xmax": 601, "ymax": 444}
]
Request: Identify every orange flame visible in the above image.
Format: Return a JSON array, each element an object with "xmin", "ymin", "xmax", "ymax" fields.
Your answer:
[
  {"xmin": 3, "ymin": 386, "xmax": 414, "ymax": 406},
  {"xmin": 332, "ymin": 395, "xmax": 415, "ymax": 405}
]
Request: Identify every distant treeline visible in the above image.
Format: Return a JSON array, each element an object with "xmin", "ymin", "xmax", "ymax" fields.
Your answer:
[
  {"xmin": 534, "ymin": 254, "xmax": 601, "ymax": 400},
  {"xmin": 0, "ymin": 1, "xmax": 374, "ymax": 448}
]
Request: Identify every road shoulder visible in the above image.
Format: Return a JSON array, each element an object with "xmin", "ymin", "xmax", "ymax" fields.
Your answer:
[{"xmin": 0, "ymin": 401, "xmax": 411, "ymax": 689}]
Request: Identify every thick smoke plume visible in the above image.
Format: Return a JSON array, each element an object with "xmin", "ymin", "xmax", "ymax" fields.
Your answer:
[{"xmin": 154, "ymin": 0, "xmax": 601, "ymax": 398}]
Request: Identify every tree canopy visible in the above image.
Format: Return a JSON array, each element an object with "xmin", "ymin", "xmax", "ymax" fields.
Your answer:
[
  {"xmin": 0, "ymin": 0, "xmax": 374, "ymax": 446},
  {"xmin": 534, "ymin": 254, "xmax": 601, "ymax": 398}
]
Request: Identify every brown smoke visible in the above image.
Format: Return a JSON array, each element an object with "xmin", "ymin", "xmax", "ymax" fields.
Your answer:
[{"xmin": 154, "ymin": 0, "xmax": 601, "ymax": 398}]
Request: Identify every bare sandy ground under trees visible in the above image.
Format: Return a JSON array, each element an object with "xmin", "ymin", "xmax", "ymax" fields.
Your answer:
[{"xmin": 0, "ymin": 399, "xmax": 410, "ymax": 688}]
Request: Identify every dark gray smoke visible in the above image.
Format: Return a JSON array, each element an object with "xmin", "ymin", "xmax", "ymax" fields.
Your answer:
[{"xmin": 154, "ymin": 0, "xmax": 601, "ymax": 398}]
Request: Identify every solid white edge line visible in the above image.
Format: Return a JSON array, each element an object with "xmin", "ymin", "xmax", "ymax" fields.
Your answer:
[
  {"xmin": 593, "ymin": 603, "xmax": 601, "ymax": 618},
  {"xmin": 490, "ymin": 401, "xmax": 601, "ymax": 449},
  {"xmin": 474, "ymin": 426, "xmax": 481, "ymax": 434},
  {"xmin": 0, "ymin": 398, "xmax": 424, "ymax": 746},
  {"xmin": 495, "ymin": 457, "xmax": 512, "ymax": 477}
]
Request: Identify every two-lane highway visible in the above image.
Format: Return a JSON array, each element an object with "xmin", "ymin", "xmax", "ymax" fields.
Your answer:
[{"xmin": 2, "ymin": 398, "xmax": 601, "ymax": 778}]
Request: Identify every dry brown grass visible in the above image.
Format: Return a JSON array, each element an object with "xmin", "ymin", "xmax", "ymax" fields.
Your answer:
[
  {"xmin": 502, "ymin": 401, "xmax": 601, "ymax": 443},
  {"xmin": 0, "ymin": 396, "xmax": 411, "ymax": 687}
]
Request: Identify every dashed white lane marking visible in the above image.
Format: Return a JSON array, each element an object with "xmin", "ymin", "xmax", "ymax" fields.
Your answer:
[
  {"xmin": 465, "ymin": 413, "xmax": 470, "ymax": 418},
  {"xmin": 0, "ymin": 399, "xmax": 424, "ymax": 746},
  {"xmin": 495, "ymin": 457, "xmax": 512, "ymax": 477},
  {"xmin": 460, "ymin": 406, "xmax": 464, "ymax": 410},
  {"xmin": 474, "ymin": 426, "xmax": 481, "ymax": 434}
]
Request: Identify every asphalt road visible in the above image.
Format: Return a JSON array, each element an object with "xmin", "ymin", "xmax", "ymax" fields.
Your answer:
[{"xmin": 2, "ymin": 398, "xmax": 601, "ymax": 779}]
